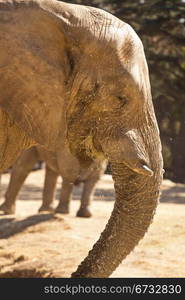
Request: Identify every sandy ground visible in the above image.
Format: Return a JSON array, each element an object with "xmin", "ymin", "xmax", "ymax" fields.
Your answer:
[{"xmin": 0, "ymin": 170, "xmax": 185, "ymax": 278}]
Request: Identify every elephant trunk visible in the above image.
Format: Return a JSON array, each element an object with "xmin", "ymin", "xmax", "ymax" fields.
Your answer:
[{"xmin": 72, "ymin": 142, "xmax": 163, "ymax": 277}]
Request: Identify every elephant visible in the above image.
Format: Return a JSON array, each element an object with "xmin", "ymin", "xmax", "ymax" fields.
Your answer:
[
  {"xmin": 0, "ymin": 0, "xmax": 163, "ymax": 277},
  {"xmin": 0, "ymin": 146, "xmax": 106, "ymax": 216}
]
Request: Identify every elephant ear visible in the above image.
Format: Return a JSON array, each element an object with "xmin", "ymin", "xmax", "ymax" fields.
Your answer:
[
  {"xmin": 0, "ymin": 0, "xmax": 102, "ymax": 150},
  {"xmin": 0, "ymin": 6, "xmax": 71, "ymax": 151},
  {"xmin": 0, "ymin": 66, "xmax": 66, "ymax": 151}
]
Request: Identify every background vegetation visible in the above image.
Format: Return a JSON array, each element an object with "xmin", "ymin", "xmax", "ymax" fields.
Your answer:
[{"xmin": 64, "ymin": 0, "xmax": 185, "ymax": 182}]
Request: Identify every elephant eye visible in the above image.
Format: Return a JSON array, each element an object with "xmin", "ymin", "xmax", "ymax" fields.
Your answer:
[{"xmin": 117, "ymin": 96, "xmax": 128, "ymax": 106}]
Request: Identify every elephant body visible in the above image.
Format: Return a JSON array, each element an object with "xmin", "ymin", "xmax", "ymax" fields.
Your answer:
[
  {"xmin": 0, "ymin": 0, "xmax": 163, "ymax": 277},
  {"xmin": 0, "ymin": 146, "xmax": 106, "ymax": 216}
]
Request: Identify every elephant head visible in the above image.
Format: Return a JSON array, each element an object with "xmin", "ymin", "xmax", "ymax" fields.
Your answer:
[{"xmin": 0, "ymin": 0, "xmax": 163, "ymax": 277}]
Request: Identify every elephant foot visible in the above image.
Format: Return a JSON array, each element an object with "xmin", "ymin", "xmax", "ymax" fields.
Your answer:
[
  {"xmin": 0, "ymin": 202, "xmax": 15, "ymax": 215},
  {"xmin": 76, "ymin": 207, "xmax": 92, "ymax": 218},
  {"xmin": 38, "ymin": 204, "xmax": 54, "ymax": 213},
  {"xmin": 55, "ymin": 205, "xmax": 69, "ymax": 214}
]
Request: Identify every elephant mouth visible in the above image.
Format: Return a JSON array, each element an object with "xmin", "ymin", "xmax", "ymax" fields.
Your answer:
[
  {"xmin": 124, "ymin": 159, "xmax": 154, "ymax": 177},
  {"xmin": 99, "ymin": 129, "xmax": 154, "ymax": 178}
]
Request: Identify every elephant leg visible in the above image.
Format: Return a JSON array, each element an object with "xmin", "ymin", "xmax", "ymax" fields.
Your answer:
[
  {"xmin": 0, "ymin": 147, "xmax": 38, "ymax": 214},
  {"xmin": 38, "ymin": 165, "xmax": 58, "ymax": 212},
  {"xmin": 55, "ymin": 179, "xmax": 73, "ymax": 214},
  {"xmin": 76, "ymin": 173, "xmax": 99, "ymax": 218}
]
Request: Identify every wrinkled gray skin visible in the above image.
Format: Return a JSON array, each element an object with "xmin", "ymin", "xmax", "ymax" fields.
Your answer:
[
  {"xmin": 0, "ymin": 146, "xmax": 106, "ymax": 217},
  {"xmin": 0, "ymin": 0, "xmax": 163, "ymax": 277}
]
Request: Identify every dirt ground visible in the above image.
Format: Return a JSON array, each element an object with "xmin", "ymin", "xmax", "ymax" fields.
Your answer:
[{"xmin": 0, "ymin": 170, "xmax": 185, "ymax": 278}]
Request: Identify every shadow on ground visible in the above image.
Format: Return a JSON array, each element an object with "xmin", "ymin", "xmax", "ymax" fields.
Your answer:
[
  {"xmin": 0, "ymin": 183, "xmax": 115, "ymax": 202},
  {"xmin": 0, "ymin": 213, "xmax": 57, "ymax": 239},
  {"xmin": 160, "ymin": 185, "xmax": 185, "ymax": 204},
  {"xmin": 1, "ymin": 178, "xmax": 185, "ymax": 204}
]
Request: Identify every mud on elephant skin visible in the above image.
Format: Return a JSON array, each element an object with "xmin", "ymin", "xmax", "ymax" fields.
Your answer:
[
  {"xmin": 0, "ymin": 146, "xmax": 106, "ymax": 217},
  {"xmin": 0, "ymin": 0, "xmax": 163, "ymax": 277}
]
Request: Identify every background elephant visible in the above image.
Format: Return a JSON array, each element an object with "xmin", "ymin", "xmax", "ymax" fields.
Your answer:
[
  {"xmin": 0, "ymin": 146, "xmax": 106, "ymax": 216},
  {"xmin": 0, "ymin": 0, "xmax": 163, "ymax": 277}
]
